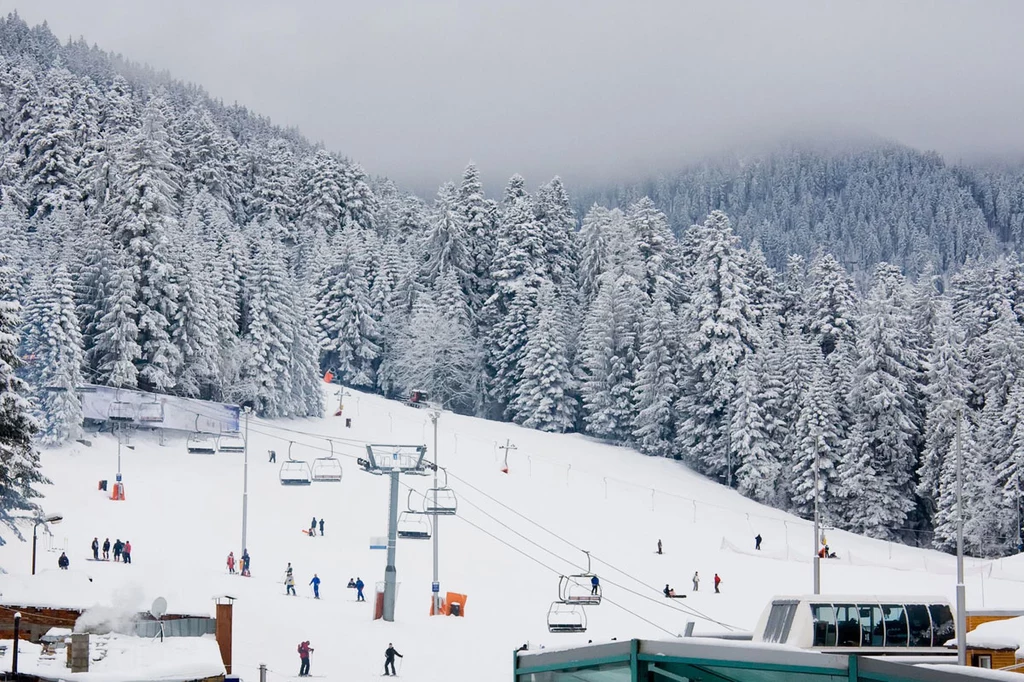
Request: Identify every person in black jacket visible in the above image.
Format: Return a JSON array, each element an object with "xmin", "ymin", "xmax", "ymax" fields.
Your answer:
[
  {"xmin": 91, "ymin": 538, "xmax": 99, "ymax": 560},
  {"xmin": 58, "ymin": 552, "xmax": 70, "ymax": 569},
  {"xmin": 102, "ymin": 538, "xmax": 111, "ymax": 560},
  {"xmin": 384, "ymin": 643, "xmax": 403, "ymax": 676},
  {"xmin": 113, "ymin": 539, "xmax": 124, "ymax": 562}
]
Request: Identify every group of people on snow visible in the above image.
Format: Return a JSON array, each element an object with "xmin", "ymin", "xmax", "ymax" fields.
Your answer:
[
  {"xmin": 226, "ymin": 549, "xmax": 251, "ymax": 576},
  {"xmin": 91, "ymin": 537, "xmax": 131, "ymax": 563},
  {"xmin": 656, "ymin": 540, "xmax": 723, "ymax": 596},
  {"xmin": 308, "ymin": 517, "xmax": 324, "ymax": 536},
  {"xmin": 347, "ymin": 577, "xmax": 366, "ymax": 601},
  {"xmin": 295, "ymin": 641, "xmax": 401, "ymax": 677}
]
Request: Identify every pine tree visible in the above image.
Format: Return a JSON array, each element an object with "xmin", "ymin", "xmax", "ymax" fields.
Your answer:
[
  {"xmin": 791, "ymin": 361, "xmax": 843, "ymax": 519},
  {"xmin": 92, "ymin": 255, "xmax": 141, "ymax": 388},
  {"xmin": 421, "ymin": 183, "xmax": 472, "ymax": 296},
  {"xmin": 0, "ymin": 248, "xmax": 48, "ymax": 533},
  {"xmin": 632, "ymin": 290, "xmax": 678, "ymax": 456},
  {"xmin": 22, "ymin": 261, "xmax": 84, "ymax": 444},
  {"xmin": 732, "ymin": 354, "xmax": 780, "ymax": 504},
  {"xmin": 627, "ymin": 197, "xmax": 679, "ymax": 302},
  {"xmin": 458, "ymin": 162, "xmax": 496, "ymax": 318},
  {"xmin": 512, "ymin": 283, "xmax": 576, "ymax": 432}
]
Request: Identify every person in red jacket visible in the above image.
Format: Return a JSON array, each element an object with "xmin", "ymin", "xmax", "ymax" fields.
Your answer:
[
  {"xmin": 122, "ymin": 540, "xmax": 132, "ymax": 564},
  {"xmin": 227, "ymin": 552, "xmax": 235, "ymax": 574},
  {"xmin": 297, "ymin": 640, "xmax": 314, "ymax": 676},
  {"xmin": 714, "ymin": 573, "xmax": 721, "ymax": 593}
]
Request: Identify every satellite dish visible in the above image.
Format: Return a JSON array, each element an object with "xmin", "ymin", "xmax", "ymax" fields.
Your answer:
[{"xmin": 150, "ymin": 597, "xmax": 167, "ymax": 619}]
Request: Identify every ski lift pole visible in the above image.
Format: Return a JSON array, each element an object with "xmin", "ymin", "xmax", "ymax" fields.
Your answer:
[
  {"xmin": 430, "ymin": 410, "xmax": 441, "ymax": 615},
  {"xmin": 241, "ymin": 406, "xmax": 251, "ymax": 556},
  {"xmin": 384, "ymin": 468, "xmax": 401, "ymax": 622}
]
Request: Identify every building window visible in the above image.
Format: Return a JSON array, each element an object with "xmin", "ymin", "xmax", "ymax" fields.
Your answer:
[{"xmin": 972, "ymin": 654, "xmax": 992, "ymax": 668}]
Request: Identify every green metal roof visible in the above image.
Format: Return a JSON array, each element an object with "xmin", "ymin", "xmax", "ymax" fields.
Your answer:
[{"xmin": 514, "ymin": 638, "xmax": 985, "ymax": 682}]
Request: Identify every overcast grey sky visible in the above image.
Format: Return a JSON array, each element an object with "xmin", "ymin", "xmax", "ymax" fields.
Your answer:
[{"xmin": 6, "ymin": 1, "xmax": 1024, "ymax": 192}]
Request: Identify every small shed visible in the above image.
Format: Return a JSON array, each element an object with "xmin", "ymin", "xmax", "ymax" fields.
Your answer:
[{"xmin": 948, "ymin": 614, "xmax": 1024, "ymax": 673}]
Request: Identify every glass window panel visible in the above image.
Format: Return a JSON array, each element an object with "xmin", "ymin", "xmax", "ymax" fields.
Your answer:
[
  {"xmin": 906, "ymin": 605, "xmax": 932, "ymax": 647},
  {"xmin": 882, "ymin": 604, "xmax": 908, "ymax": 647},
  {"xmin": 779, "ymin": 603, "xmax": 798, "ymax": 643},
  {"xmin": 930, "ymin": 604, "xmax": 955, "ymax": 646},
  {"xmin": 859, "ymin": 604, "xmax": 884, "ymax": 647},
  {"xmin": 835, "ymin": 604, "xmax": 860, "ymax": 647},
  {"xmin": 811, "ymin": 604, "xmax": 837, "ymax": 647}
]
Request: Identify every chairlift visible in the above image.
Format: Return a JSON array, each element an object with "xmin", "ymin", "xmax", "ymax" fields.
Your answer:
[
  {"xmin": 218, "ymin": 432, "xmax": 246, "ymax": 453},
  {"xmin": 186, "ymin": 415, "xmax": 217, "ymax": 454},
  {"xmin": 108, "ymin": 389, "xmax": 136, "ymax": 424},
  {"xmin": 423, "ymin": 469, "xmax": 457, "ymax": 516},
  {"xmin": 137, "ymin": 396, "xmax": 164, "ymax": 423},
  {"xmin": 547, "ymin": 601, "xmax": 587, "ymax": 633},
  {"xmin": 398, "ymin": 490, "xmax": 431, "ymax": 539},
  {"xmin": 311, "ymin": 440, "xmax": 343, "ymax": 482},
  {"xmin": 558, "ymin": 551, "xmax": 601, "ymax": 606},
  {"xmin": 279, "ymin": 442, "xmax": 312, "ymax": 486}
]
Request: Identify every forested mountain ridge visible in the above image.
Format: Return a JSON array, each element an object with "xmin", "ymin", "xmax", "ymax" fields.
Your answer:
[
  {"xmin": 3, "ymin": 13, "xmax": 1024, "ymax": 557},
  {"xmin": 575, "ymin": 146, "xmax": 1024, "ymax": 277}
]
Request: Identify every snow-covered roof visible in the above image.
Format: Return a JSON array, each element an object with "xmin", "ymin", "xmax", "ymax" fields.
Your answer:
[
  {"xmin": 946, "ymin": 616, "xmax": 1024, "ymax": 655},
  {"xmin": 0, "ymin": 633, "xmax": 225, "ymax": 681},
  {"xmin": 0, "ymin": 569, "xmax": 212, "ymax": 618}
]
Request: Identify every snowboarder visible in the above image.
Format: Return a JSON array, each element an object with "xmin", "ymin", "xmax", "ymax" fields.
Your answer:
[
  {"xmin": 384, "ymin": 643, "xmax": 403, "ymax": 676},
  {"xmin": 590, "ymin": 575, "xmax": 600, "ymax": 595},
  {"xmin": 657, "ymin": 539, "xmax": 662, "ymax": 555},
  {"xmin": 355, "ymin": 577, "xmax": 365, "ymax": 602},
  {"xmin": 102, "ymin": 538, "xmax": 110, "ymax": 560},
  {"xmin": 286, "ymin": 574, "xmax": 296, "ymax": 596},
  {"xmin": 664, "ymin": 584, "xmax": 672, "ymax": 597},
  {"xmin": 319, "ymin": 518, "xmax": 324, "ymax": 536},
  {"xmin": 123, "ymin": 540, "xmax": 132, "ymax": 564},
  {"xmin": 714, "ymin": 573, "xmax": 721, "ymax": 593},
  {"xmin": 113, "ymin": 539, "xmax": 123, "ymax": 562},
  {"xmin": 310, "ymin": 574, "xmax": 321, "ymax": 599},
  {"xmin": 297, "ymin": 640, "xmax": 313, "ymax": 676},
  {"xmin": 692, "ymin": 572, "xmax": 699, "ymax": 591},
  {"xmin": 755, "ymin": 534, "xmax": 762, "ymax": 551},
  {"xmin": 241, "ymin": 549, "xmax": 251, "ymax": 577},
  {"xmin": 227, "ymin": 552, "xmax": 235, "ymax": 574},
  {"xmin": 91, "ymin": 537, "xmax": 99, "ymax": 560},
  {"xmin": 310, "ymin": 517, "xmax": 317, "ymax": 537},
  {"xmin": 58, "ymin": 552, "xmax": 69, "ymax": 570},
  {"xmin": 268, "ymin": 449, "xmax": 276, "ymax": 463}
]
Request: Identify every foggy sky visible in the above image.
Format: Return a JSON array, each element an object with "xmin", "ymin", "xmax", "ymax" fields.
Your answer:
[{"xmin": 7, "ymin": 1, "xmax": 1024, "ymax": 193}]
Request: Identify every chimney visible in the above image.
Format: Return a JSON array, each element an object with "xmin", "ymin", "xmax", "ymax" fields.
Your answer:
[
  {"xmin": 215, "ymin": 597, "xmax": 234, "ymax": 674},
  {"xmin": 70, "ymin": 633, "xmax": 90, "ymax": 672}
]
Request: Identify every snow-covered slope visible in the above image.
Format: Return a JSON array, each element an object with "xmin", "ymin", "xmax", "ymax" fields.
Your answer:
[{"xmin": 2, "ymin": 387, "xmax": 1022, "ymax": 681}]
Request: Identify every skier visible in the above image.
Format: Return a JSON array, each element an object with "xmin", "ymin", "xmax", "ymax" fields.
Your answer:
[
  {"xmin": 297, "ymin": 640, "xmax": 313, "ymax": 676},
  {"xmin": 123, "ymin": 540, "xmax": 132, "ymax": 564},
  {"xmin": 355, "ymin": 577, "xmax": 365, "ymax": 602},
  {"xmin": 310, "ymin": 574, "xmax": 321, "ymax": 599},
  {"xmin": 590, "ymin": 574, "xmax": 600, "ymax": 596},
  {"xmin": 714, "ymin": 573, "xmax": 722, "ymax": 594},
  {"xmin": 91, "ymin": 537, "xmax": 99, "ymax": 560},
  {"xmin": 58, "ymin": 552, "xmax": 70, "ymax": 570},
  {"xmin": 657, "ymin": 539, "xmax": 662, "ymax": 555},
  {"xmin": 268, "ymin": 449, "xmax": 276, "ymax": 463},
  {"xmin": 102, "ymin": 538, "xmax": 110, "ymax": 560},
  {"xmin": 310, "ymin": 517, "xmax": 317, "ymax": 537},
  {"xmin": 286, "ymin": 574, "xmax": 296, "ymax": 596},
  {"xmin": 755, "ymin": 534, "xmax": 762, "ymax": 551},
  {"xmin": 241, "ymin": 549, "xmax": 251, "ymax": 577},
  {"xmin": 384, "ymin": 643, "xmax": 403, "ymax": 676},
  {"xmin": 227, "ymin": 552, "xmax": 236, "ymax": 574},
  {"xmin": 692, "ymin": 572, "xmax": 699, "ymax": 591},
  {"xmin": 113, "ymin": 539, "xmax": 123, "ymax": 562},
  {"xmin": 319, "ymin": 518, "xmax": 324, "ymax": 536}
]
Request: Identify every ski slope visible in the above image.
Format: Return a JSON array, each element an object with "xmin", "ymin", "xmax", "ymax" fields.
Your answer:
[{"xmin": 2, "ymin": 387, "xmax": 1024, "ymax": 681}]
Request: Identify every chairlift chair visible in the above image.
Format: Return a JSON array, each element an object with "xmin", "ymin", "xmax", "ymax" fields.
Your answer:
[
  {"xmin": 279, "ymin": 442, "xmax": 312, "ymax": 485},
  {"xmin": 422, "ymin": 469, "xmax": 457, "ymax": 515},
  {"xmin": 217, "ymin": 432, "xmax": 246, "ymax": 453},
  {"xmin": 547, "ymin": 601, "xmax": 587, "ymax": 633},
  {"xmin": 108, "ymin": 390, "xmax": 136, "ymax": 424},
  {"xmin": 398, "ymin": 490, "xmax": 431, "ymax": 539},
  {"xmin": 558, "ymin": 551, "xmax": 601, "ymax": 606},
  {"xmin": 311, "ymin": 440, "xmax": 343, "ymax": 482},
  {"xmin": 138, "ymin": 396, "xmax": 164, "ymax": 423},
  {"xmin": 186, "ymin": 415, "xmax": 217, "ymax": 454}
]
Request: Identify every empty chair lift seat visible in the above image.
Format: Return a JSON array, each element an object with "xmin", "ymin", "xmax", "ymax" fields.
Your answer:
[
  {"xmin": 280, "ymin": 460, "xmax": 312, "ymax": 485},
  {"xmin": 311, "ymin": 457, "xmax": 343, "ymax": 482},
  {"xmin": 187, "ymin": 432, "xmax": 217, "ymax": 454},
  {"xmin": 217, "ymin": 433, "xmax": 246, "ymax": 453}
]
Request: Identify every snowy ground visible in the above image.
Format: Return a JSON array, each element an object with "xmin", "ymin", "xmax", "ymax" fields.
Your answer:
[{"xmin": 2, "ymin": 386, "xmax": 1023, "ymax": 681}]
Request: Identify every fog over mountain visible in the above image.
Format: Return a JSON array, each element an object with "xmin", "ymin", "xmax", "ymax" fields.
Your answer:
[{"xmin": 8, "ymin": 0, "xmax": 1024, "ymax": 191}]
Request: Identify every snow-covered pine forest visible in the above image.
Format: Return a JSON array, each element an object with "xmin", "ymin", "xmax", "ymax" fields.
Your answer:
[{"xmin": 3, "ymin": 14, "xmax": 1024, "ymax": 556}]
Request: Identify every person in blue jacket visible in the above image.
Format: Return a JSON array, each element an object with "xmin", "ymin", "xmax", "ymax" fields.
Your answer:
[
  {"xmin": 310, "ymin": 574, "xmax": 321, "ymax": 599},
  {"xmin": 591, "ymin": 575, "xmax": 600, "ymax": 595},
  {"xmin": 355, "ymin": 577, "xmax": 365, "ymax": 602}
]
